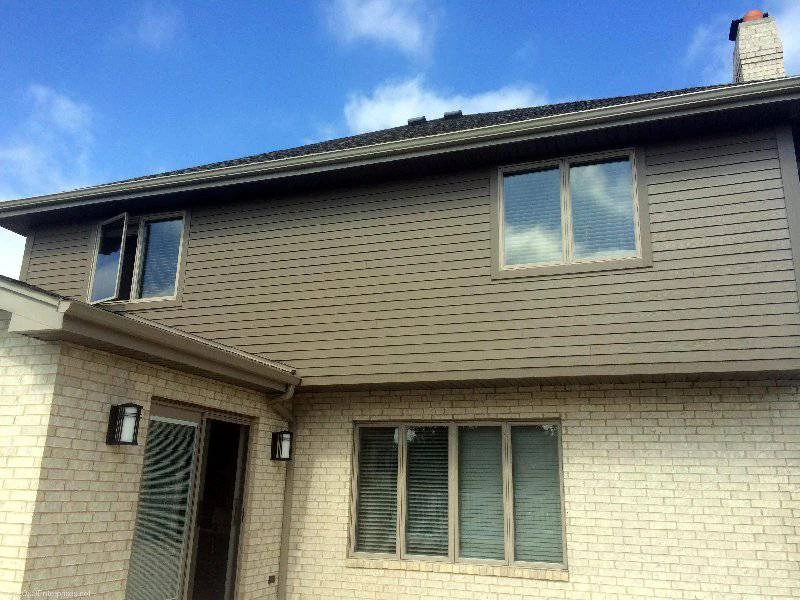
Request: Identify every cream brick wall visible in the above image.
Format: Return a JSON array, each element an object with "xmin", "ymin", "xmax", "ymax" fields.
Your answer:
[
  {"xmin": 285, "ymin": 381, "xmax": 800, "ymax": 599},
  {"xmin": 0, "ymin": 325, "xmax": 288, "ymax": 600},
  {"xmin": 0, "ymin": 314, "xmax": 61, "ymax": 599}
]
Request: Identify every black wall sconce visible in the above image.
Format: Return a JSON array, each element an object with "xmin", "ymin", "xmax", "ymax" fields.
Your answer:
[
  {"xmin": 271, "ymin": 431, "xmax": 293, "ymax": 461},
  {"xmin": 106, "ymin": 403, "xmax": 143, "ymax": 445}
]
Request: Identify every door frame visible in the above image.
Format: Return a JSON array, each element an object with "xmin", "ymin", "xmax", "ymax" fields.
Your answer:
[
  {"xmin": 147, "ymin": 399, "xmax": 252, "ymax": 600},
  {"xmin": 180, "ymin": 405, "xmax": 252, "ymax": 600}
]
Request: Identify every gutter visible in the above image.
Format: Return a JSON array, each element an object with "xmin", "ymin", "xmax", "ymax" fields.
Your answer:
[
  {"xmin": 0, "ymin": 276, "xmax": 300, "ymax": 393},
  {"xmin": 1, "ymin": 77, "xmax": 799, "ymax": 222}
]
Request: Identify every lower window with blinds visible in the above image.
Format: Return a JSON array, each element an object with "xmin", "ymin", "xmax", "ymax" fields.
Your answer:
[{"xmin": 351, "ymin": 422, "xmax": 565, "ymax": 568}]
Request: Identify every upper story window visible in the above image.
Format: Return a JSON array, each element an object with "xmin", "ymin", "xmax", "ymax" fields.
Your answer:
[
  {"xmin": 352, "ymin": 421, "xmax": 565, "ymax": 568},
  {"xmin": 496, "ymin": 149, "xmax": 648, "ymax": 277},
  {"xmin": 89, "ymin": 212, "xmax": 186, "ymax": 304}
]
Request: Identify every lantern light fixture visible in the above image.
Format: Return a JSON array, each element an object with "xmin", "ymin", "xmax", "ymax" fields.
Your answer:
[
  {"xmin": 271, "ymin": 431, "xmax": 293, "ymax": 461},
  {"xmin": 106, "ymin": 403, "xmax": 143, "ymax": 445}
]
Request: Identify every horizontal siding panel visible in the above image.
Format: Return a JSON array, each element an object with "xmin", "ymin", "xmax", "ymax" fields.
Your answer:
[
  {"xmin": 646, "ymin": 178, "xmax": 784, "ymax": 204},
  {"xmin": 181, "ymin": 245, "xmax": 792, "ymax": 299},
  {"xmin": 192, "ymin": 174, "xmax": 489, "ymax": 228},
  {"xmin": 645, "ymin": 148, "xmax": 779, "ymax": 177},
  {"xmin": 649, "ymin": 196, "xmax": 786, "ymax": 222},
  {"xmin": 650, "ymin": 218, "xmax": 789, "ymax": 242},
  {"xmin": 152, "ymin": 290, "xmax": 799, "ymax": 333},
  {"xmin": 214, "ymin": 315, "xmax": 800, "ymax": 355},
  {"xmin": 647, "ymin": 168, "xmax": 782, "ymax": 195},
  {"xmin": 19, "ymin": 128, "xmax": 800, "ymax": 384},
  {"xmin": 644, "ymin": 131, "xmax": 776, "ymax": 159},
  {"xmin": 155, "ymin": 278, "xmax": 798, "ymax": 326},
  {"xmin": 189, "ymin": 217, "xmax": 489, "ymax": 258},
  {"xmin": 189, "ymin": 198, "xmax": 490, "ymax": 246},
  {"xmin": 187, "ymin": 226, "xmax": 491, "ymax": 271},
  {"xmin": 645, "ymin": 157, "xmax": 779, "ymax": 186},
  {"xmin": 294, "ymin": 347, "xmax": 800, "ymax": 380},
  {"xmin": 270, "ymin": 338, "xmax": 800, "ymax": 372}
]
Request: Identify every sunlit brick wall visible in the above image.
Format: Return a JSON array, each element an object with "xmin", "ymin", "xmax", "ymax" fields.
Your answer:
[
  {"xmin": 0, "ymin": 314, "xmax": 61, "ymax": 599},
  {"xmin": 286, "ymin": 380, "xmax": 800, "ymax": 599}
]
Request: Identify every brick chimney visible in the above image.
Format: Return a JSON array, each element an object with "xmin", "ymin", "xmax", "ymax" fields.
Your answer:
[{"xmin": 730, "ymin": 10, "xmax": 786, "ymax": 83}]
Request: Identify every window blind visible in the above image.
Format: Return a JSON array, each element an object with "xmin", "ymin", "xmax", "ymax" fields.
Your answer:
[
  {"xmin": 511, "ymin": 425, "xmax": 563, "ymax": 563},
  {"xmin": 458, "ymin": 426, "xmax": 505, "ymax": 560},
  {"xmin": 502, "ymin": 167, "xmax": 562, "ymax": 266},
  {"xmin": 569, "ymin": 158, "xmax": 636, "ymax": 261},
  {"xmin": 139, "ymin": 218, "xmax": 183, "ymax": 298},
  {"xmin": 355, "ymin": 427, "xmax": 398, "ymax": 553},
  {"xmin": 125, "ymin": 419, "xmax": 197, "ymax": 600},
  {"xmin": 405, "ymin": 426, "xmax": 448, "ymax": 556}
]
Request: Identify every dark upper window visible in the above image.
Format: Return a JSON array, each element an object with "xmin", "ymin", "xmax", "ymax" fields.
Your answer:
[{"xmin": 89, "ymin": 213, "xmax": 185, "ymax": 303}]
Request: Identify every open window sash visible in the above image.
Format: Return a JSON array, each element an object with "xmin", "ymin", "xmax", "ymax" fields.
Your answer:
[{"xmin": 89, "ymin": 213, "xmax": 129, "ymax": 303}]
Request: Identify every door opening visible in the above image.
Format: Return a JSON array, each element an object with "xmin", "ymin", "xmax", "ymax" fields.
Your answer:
[{"xmin": 187, "ymin": 419, "xmax": 249, "ymax": 600}]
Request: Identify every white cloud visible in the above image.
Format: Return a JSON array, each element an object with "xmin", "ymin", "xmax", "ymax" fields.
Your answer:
[
  {"xmin": 0, "ymin": 85, "xmax": 96, "ymax": 201},
  {"xmin": 117, "ymin": 2, "xmax": 183, "ymax": 51},
  {"xmin": 686, "ymin": 2, "xmax": 800, "ymax": 84},
  {"xmin": 504, "ymin": 224, "xmax": 562, "ymax": 266},
  {"xmin": 685, "ymin": 18, "xmax": 732, "ymax": 84},
  {"xmin": 344, "ymin": 76, "xmax": 548, "ymax": 133},
  {"xmin": 0, "ymin": 85, "xmax": 99, "ymax": 280},
  {"xmin": 326, "ymin": 0, "xmax": 434, "ymax": 57}
]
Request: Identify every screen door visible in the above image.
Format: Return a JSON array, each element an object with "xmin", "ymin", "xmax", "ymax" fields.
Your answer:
[{"xmin": 125, "ymin": 407, "xmax": 200, "ymax": 600}]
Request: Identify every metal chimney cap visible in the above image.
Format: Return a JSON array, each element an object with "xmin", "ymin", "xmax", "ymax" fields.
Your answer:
[
  {"xmin": 443, "ymin": 110, "xmax": 463, "ymax": 119},
  {"xmin": 407, "ymin": 116, "xmax": 427, "ymax": 125}
]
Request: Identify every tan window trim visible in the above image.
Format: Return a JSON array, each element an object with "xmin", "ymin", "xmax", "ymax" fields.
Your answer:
[
  {"xmin": 87, "ymin": 210, "xmax": 190, "ymax": 308},
  {"xmin": 491, "ymin": 147, "xmax": 652, "ymax": 280},
  {"xmin": 349, "ymin": 420, "xmax": 567, "ymax": 572}
]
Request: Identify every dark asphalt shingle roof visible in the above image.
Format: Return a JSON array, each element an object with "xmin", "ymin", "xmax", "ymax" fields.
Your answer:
[{"xmin": 89, "ymin": 83, "xmax": 734, "ymax": 190}]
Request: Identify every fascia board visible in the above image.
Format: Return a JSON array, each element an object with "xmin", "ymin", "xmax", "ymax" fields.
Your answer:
[{"xmin": 1, "ymin": 281, "xmax": 299, "ymax": 392}]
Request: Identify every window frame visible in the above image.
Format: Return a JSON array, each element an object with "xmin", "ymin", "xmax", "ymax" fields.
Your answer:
[
  {"xmin": 491, "ymin": 147, "xmax": 651, "ymax": 279},
  {"xmin": 87, "ymin": 212, "xmax": 129, "ymax": 303},
  {"xmin": 349, "ymin": 420, "xmax": 567, "ymax": 571},
  {"xmin": 86, "ymin": 210, "xmax": 189, "ymax": 308}
]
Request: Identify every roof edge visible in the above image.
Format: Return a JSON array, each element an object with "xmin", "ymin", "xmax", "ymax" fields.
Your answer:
[
  {"xmin": 0, "ymin": 276, "xmax": 300, "ymax": 393},
  {"xmin": 2, "ymin": 76, "xmax": 800, "ymax": 224}
]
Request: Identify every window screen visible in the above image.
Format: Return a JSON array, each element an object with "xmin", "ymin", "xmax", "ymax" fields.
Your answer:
[
  {"xmin": 512, "ymin": 424, "xmax": 563, "ymax": 563},
  {"xmin": 502, "ymin": 167, "xmax": 562, "ymax": 267},
  {"xmin": 355, "ymin": 427, "xmax": 398, "ymax": 553},
  {"xmin": 139, "ymin": 218, "xmax": 184, "ymax": 298},
  {"xmin": 570, "ymin": 158, "xmax": 636, "ymax": 261},
  {"xmin": 458, "ymin": 426, "xmax": 504, "ymax": 560},
  {"xmin": 353, "ymin": 422, "xmax": 564, "ymax": 566},
  {"xmin": 501, "ymin": 153, "xmax": 638, "ymax": 269},
  {"xmin": 405, "ymin": 426, "xmax": 449, "ymax": 556}
]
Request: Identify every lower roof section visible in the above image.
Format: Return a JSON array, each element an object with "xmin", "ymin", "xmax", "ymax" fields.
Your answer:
[{"xmin": 0, "ymin": 275, "xmax": 300, "ymax": 394}]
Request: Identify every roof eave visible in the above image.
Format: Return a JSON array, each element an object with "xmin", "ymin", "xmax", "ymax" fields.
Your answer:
[
  {"xmin": 0, "ymin": 277, "xmax": 300, "ymax": 393},
  {"xmin": 2, "ymin": 76, "xmax": 799, "ymax": 223}
]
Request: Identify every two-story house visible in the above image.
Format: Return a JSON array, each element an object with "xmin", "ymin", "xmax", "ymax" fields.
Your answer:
[{"xmin": 1, "ymin": 10, "xmax": 799, "ymax": 600}]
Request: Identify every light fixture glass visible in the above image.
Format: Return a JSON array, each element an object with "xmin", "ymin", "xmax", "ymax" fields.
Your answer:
[
  {"xmin": 107, "ymin": 403, "xmax": 143, "ymax": 445},
  {"xmin": 271, "ymin": 431, "xmax": 293, "ymax": 461}
]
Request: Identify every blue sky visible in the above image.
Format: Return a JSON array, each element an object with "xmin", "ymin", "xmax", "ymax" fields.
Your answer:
[{"xmin": 1, "ymin": 0, "xmax": 799, "ymax": 277}]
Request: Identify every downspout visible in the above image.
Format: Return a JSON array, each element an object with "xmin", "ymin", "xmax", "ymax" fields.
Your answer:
[
  {"xmin": 272, "ymin": 383, "xmax": 296, "ymax": 600},
  {"xmin": 269, "ymin": 383, "xmax": 295, "ymax": 424}
]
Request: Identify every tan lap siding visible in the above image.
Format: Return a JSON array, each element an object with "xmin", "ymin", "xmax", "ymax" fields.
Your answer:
[
  {"xmin": 22, "ymin": 129, "xmax": 800, "ymax": 385},
  {"xmin": 24, "ymin": 222, "xmax": 94, "ymax": 299}
]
